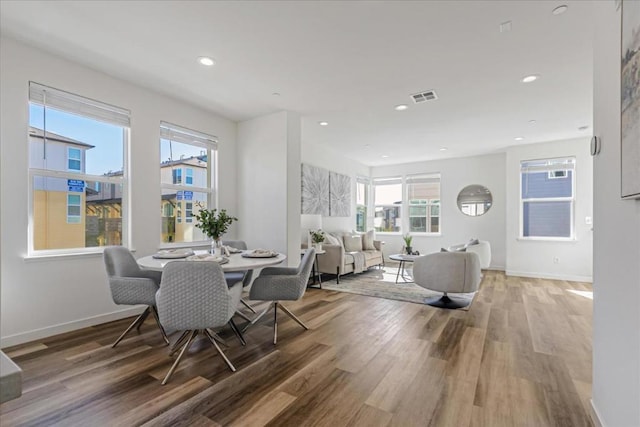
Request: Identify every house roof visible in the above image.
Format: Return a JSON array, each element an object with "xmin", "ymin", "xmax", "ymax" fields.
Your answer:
[{"xmin": 28, "ymin": 127, "xmax": 95, "ymax": 149}]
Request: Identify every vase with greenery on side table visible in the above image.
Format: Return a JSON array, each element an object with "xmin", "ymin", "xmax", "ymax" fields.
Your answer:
[
  {"xmin": 403, "ymin": 233, "xmax": 413, "ymax": 255},
  {"xmin": 193, "ymin": 203, "xmax": 238, "ymax": 255},
  {"xmin": 310, "ymin": 229, "xmax": 325, "ymax": 252}
]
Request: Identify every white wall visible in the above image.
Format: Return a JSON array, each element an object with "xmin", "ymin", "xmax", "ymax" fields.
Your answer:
[
  {"xmin": 237, "ymin": 111, "xmax": 301, "ymax": 267},
  {"xmin": 301, "ymin": 142, "xmax": 370, "ymax": 233},
  {"xmin": 371, "ymin": 153, "xmax": 507, "ymax": 269},
  {"xmin": 505, "ymin": 138, "xmax": 593, "ymax": 282},
  {"xmin": 592, "ymin": 2, "xmax": 640, "ymax": 426},
  {"xmin": 0, "ymin": 37, "xmax": 238, "ymax": 347}
]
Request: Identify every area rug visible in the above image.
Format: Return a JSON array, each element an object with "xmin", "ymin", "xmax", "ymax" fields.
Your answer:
[{"xmin": 320, "ymin": 264, "xmax": 477, "ymax": 310}]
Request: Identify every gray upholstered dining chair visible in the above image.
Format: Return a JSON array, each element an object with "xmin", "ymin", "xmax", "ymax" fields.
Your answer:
[
  {"xmin": 222, "ymin": 239, "xmax": 256, "ymax": 317},
  {"xmin": 413, "ymin": 251, "xmax": 482, "ymax": 309},
  {"xmin": 103, "ymin": 246, "xmax": 170, "ymax": 348},
  {"xmin": 243, "ymin": 248, "xmax": 315, "ymax": 344},
  {"xmin": 155, "ymin": 261, "xmax": 244, "ymax": 385}
]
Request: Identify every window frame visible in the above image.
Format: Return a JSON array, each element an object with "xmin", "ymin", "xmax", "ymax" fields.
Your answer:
[
  {"xmin": 27, "ymin": 82, "xmax": 130, "ymax": 257},
  {"xmin": 355, "ymin": 176, "xmax": 370, "ymax": 232},
  {"xmin": 159, "ymin": 122, "xmax": 218, "ymax": 248},
  {"xmin": 67, "ymin": 147, "xmax": 82, "ymax": 172},
  {"xmin": 372, "ymin": 176, "xmax": 403, "ymax": 234},
  {"xmin": 66, "ymin": 193, "xmax": 82, "ymax": 224},
  {"xmin": 519, "ymin": 157, "xmax": 576, "ymax": 241},
  {"xmin": 406, "ymin": 173, "xmax": 441, "ymax": 235}
]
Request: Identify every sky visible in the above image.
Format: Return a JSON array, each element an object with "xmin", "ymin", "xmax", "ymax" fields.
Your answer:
[{"xmin": 29, "ymin": 104, "xmax": 203, "ymax": 175}]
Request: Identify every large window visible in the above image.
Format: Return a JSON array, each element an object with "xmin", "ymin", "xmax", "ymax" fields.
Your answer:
[
  {"xmin": 160, "ymin": 122, "xmax": 217, "ymax": 244},
  {"xmin": 28, "ymin": 82, "xmax": 129, "ymax": 253},
  {"xmin": 521, "ymin": 157, "xmax": 575, "ymax": 239},
  {"xmin": 355, "ymin": 177, "xmax": 369, "ymax": 232},
  {"xmin": 373, "ymin": 177, "xmax": 402, "ymax": 232},
  {"xmin": 406, "ymin": 174, "xmax": 440, "ymax": 233}
]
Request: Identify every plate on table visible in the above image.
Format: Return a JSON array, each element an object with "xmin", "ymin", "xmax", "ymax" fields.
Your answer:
[
  {"xmin": 226, "ymin": 246, "xmax": 243, "ymax": 254},
  {"xmin": 241, "ymin": 249, "xmax": 279, "ymax": 258},
  {"xmin": 186, "ymin": 254, "xmax": 229, "ymax": 264},
  {"xmin": 152, "ymin": 249, "xmax": 195, "ymax": 259}
]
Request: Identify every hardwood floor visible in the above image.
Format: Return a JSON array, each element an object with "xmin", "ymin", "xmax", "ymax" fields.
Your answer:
[{"xmin": 0, "ymin": 271, "xmax": 593, "ymax": 426}]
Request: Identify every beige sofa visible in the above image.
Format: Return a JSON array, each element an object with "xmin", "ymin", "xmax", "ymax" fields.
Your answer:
[{"xmin": 315, "ymin": 232, "xmax": 384, "ymax": 283}]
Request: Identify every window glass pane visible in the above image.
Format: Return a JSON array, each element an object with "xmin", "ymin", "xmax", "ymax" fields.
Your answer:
[
  {"xmin": 374, "ymin": 206, "xmax": 401, "ymax": 232},
  {"xmin": 29, "ymin": 104, "xmax": 124, "ymax": 175},
  {"xmin": 356, "ymin": 205, "xmax": 367, "ymax": 232},
  {"xmin": 522, "ymin": 171, "xmax": 573, "ymax": 199},
  {"xmin": 374, "ymin": 183, "xmax": 402, "ymax": 205},
  {"xmin": 160, "ymin": 190, "xmax": 209, "ymax": 243},
  {"xmin": 33, "ymin": 175, "xmax": 123, "ymax": 250},
  {"xmin": 523, "ymin": 201, "xmax": 572, "ymax": 237},
  {"xmin": 161, "ymin": 139, "xmax": 208, "ymax": 186}
]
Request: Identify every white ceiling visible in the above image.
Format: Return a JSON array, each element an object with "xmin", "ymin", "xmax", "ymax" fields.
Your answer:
[{"xmin": 0, "ymin": 1, "xmax": 593, "ymax": 166}]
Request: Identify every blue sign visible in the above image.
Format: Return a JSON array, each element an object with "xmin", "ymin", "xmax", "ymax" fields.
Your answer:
[
  {"xmin": 184, "ymin": 191, "xmax": 193, "ymax": 200},
  {"xmin": 68, "ymin": 179, "xmax": 85, "ymax": 193}
]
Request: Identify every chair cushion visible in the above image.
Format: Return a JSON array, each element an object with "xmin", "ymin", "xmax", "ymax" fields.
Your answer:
[
  {"xmin": 363, "ymin": 250, "xmax": 381, "ymax": 262},
  {"xmin": 344, "ymin": 253, "xmax": 355, "ymax": 264}
]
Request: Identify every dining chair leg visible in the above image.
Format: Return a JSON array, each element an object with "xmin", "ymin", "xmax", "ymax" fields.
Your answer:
[
  {"xmin": 162, "ymin": 330, "xmax": 197, "ymax": 385},
  {"xmin": 203, "ymin": 329, "xmax": 236, "ymax": 372},
  {"xmin": 234, "ymin": 310, "xmax": 253, "ymax": 323},
  {"xmin": 278, "ymin": 303, "xmax": 309, "ymax": 330},
  {"xmin": 135, "ymin": 308, "xmax": 151, "ymax": 331},
  {"xmin": 241, "ymin": 302, "xmax": 273, "ymax": 333},
  {"xmin": 111, "ymin": 307, "xmax": 150, "ymax": 348},
  {"xmin": 228, "ymin": 319, "xmax": 246, "ymax": 346},
  {"xmin": 273, "ymin": 302, "xmax": 278, "ymax": 345},
  {"xmin": 150, "ymin": 306, "xmax": 170, "ymax": 345},
  {"xmin": 206, "ymin": 329, "xmax": 229, "ymax": 347},
  {"xmin": 169, "ymin": 330, "xmax": 190, "ymax": 356},
  {"xmin": 240, "ymin": 299, "xmax": 257, "ymax": 314}
]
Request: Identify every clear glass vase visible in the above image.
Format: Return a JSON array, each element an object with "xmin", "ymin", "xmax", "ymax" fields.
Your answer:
[{"xmin": 210, "ymin": 238, "xmax": 223, "ymax": 255}]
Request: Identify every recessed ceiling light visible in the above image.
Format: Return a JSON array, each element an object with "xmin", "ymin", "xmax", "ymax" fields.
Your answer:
[
  {"xmin": 197, "ymin": 56, "xmax": 215, "ymax": 66},
  {"xmin": 381, "ymin": 155, "xmax": 389, "ymax": 158},
  {"xmin": 394, "ymin": 104, "xmax": 408, "ymax": 111},
  {"xmin": 514, "ymin": 137, "xmax": 525, "ymax": 141},
  {"xmin": 552, "ymin": 5, "xmax": 568, "ymax": 15},
  {"xmin": 318, "ymin": 121, "xmax": 329, "ymax": 126},
  {"xmin": 272, "ymin": 92, "xmax": 281, "ymax": 97},
  {"xmin": 521, "ymin": 75, "xmax": 540, "ymax": 83},
  {"xmin": 439, "ymin": 147, "xmax": 448, "ymax": 151},
  {"xmin": 529, "ymin": 120, "xmax": 537, "ymax": 124},
  {"xmin": 578, "ymin": 125, "xmax": 589, "ymax": 130}
]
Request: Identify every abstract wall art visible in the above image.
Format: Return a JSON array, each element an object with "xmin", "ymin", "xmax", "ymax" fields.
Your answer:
[
  {"xmin": 329, "ymin": 172, "xmax": 351, "ymax": 217},
  {"xmin": 301, "ymin": 164, "xmax": 329, "ymax": 216}
]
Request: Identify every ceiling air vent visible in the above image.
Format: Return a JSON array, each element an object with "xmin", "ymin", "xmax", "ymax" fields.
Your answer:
[{"xmin": 410, "ymin": 90, "xmax": 438, "ymax": 104}]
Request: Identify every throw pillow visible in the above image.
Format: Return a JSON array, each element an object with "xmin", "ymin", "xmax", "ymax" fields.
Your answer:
[
  {"xmin": 362, "ymin": 229, "xmax": 376, "ymax": 251},
  {"xmin": 465, "ymin": 238, "xmax": 480, "ymax": 247},
  {"xmin": 324, "ymin": 233, "xmax": 341, "ymax": 246},
  {"xmin": 344, "ymin": 234, "xmax": 363, "ymax": 252}
]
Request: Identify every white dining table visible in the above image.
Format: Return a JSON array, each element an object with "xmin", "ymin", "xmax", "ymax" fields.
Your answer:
[{"xmin": 137, "ymin": 250, "xmax": 287, "ymax": 272}]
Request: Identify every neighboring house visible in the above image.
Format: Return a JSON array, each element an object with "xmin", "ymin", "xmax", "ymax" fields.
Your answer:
[
  {"xmin": 160, "ymin": 156, "xmax": 208, "ymax": 243},
  {"xmin": 29, "ymin": 127, "xmax": 94, "ymax": 250}
]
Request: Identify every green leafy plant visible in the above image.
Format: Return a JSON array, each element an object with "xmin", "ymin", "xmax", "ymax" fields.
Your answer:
[
  {"xmin": 310, "ymin": 229, "xmax": 325, "ymax": 244},
  {"xmin": 193, "ymin": 202, "xmax": 238, "ymax": 240},
  {"xmin": 402, "ymin": 233, "xmax": 413, "ymax": 247}
]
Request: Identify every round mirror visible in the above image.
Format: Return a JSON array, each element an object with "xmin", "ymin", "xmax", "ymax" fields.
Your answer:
[{"xmin": 457, "ymin": 185, "xmax": 492, "ymax": 217}]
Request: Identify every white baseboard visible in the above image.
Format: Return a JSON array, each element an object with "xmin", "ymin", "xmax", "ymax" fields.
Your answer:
[
  {"xmin": 0, "ymin": 306, "xmax": 145, "ymax": 349},
  {"xmin": 486, "ymin": 265, "xmax": 506, "ymax": 271},
  {"xmin": 506, "ymin": 270, "xmax": 593, "ymax": 283},
  {"xmin": 590, "ymin": 399, "xmax": 605, "ymax": 427}
]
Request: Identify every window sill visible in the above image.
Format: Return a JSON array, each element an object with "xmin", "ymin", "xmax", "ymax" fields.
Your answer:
[
  {"xmin": 516, "ymin": 237, "xmax": 577, "ymax": 243},
  {"xmin": 409, "ymin": 233, "xmax": 442, "ymax": 237},
  {"xmin": 24, "ymin": 247, "xmax": 136, "ymax": 262},
  {"xmin": 375, "ymin": 232, "xmax": 403, "ymax": 236},
  {"xmin": 159, "ymin": 241, "xmax": 209, "ymax": 251}
]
